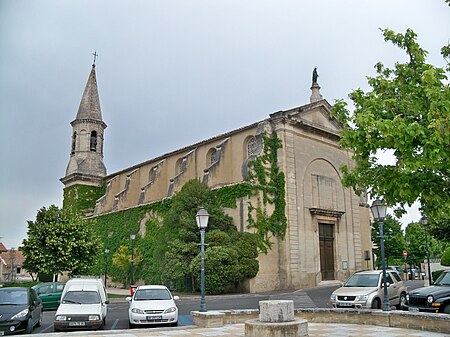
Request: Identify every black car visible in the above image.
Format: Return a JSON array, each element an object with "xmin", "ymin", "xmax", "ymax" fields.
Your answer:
[
  {"xmin": 406, "ymin": 269, "xmax": 450, "ymax": 314},
  {"xmin": 0, "ymin": 287, "xmax": 43, "ymax": 335}
]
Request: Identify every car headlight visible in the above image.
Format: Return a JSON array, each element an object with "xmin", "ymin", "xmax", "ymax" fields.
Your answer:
[
  {"xmin": 330, "ymin": 294, "xmax": 336, "ymax": 301},
  {"xmin": 88, "ymin": 315, "xmax": 100, "ymax": 321},
  {"xmin": 355, "ymin": 295, "xmax": 369, "ymax": 302},
  {"xmin": 11, "ymin": 309, "xmax": 29, "ymax": 320},
  {"xmin": 55, "ymin": 315, "xmax": 67, "ymax": 321},
  {"xmin": 406, "ymin": 294, "xmax": 409, "ymax": 302},
  {"xmin": 131, "ymin": 308, "xmax": 145, "ymax": 314},
  {"xmin": 427, "ymin": 295, "xmax": 434, "ymax": 304},
  {"xmin": 164, "ymin": 307, "xmax": 177, "ymax": 314}
]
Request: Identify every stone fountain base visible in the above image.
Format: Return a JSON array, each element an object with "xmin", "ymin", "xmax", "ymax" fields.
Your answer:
[{"xmin": 244, "ymin": 300, "xmax": 308, "ymax": 337}]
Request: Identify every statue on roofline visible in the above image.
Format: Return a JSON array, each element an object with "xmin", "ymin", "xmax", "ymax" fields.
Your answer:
[{"xmin": 312, "ymin": 67, "xmax": 319, "ymax": 85}]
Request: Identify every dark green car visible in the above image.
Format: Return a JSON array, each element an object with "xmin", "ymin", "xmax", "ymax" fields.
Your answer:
[{"xmin": 32, "ymin": 282, "xmax": 65, "ymax": 310}]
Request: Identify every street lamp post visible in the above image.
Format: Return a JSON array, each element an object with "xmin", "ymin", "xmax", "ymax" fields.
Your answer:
[
  {"xmin": 196, "ymin": 208, "xmax": 209, "ymax": 312},
  {"xmin": 421, "ymin": 216, "xmax": 432, "ymax": 285},
  {"xmin": 104, "ymin": 248, "xmax": 109, "ymax": 286},
  {"xmin": 370, "ymin": 198, "xmax": 390, "ymax": 311},
  {"xmin": 130, "ymin": 233, "xmax": 136, "ymax": 286}
]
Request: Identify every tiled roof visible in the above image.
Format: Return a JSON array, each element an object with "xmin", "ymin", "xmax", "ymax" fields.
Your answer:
[{"xmin": 0, "ymin": 249, "xmax": 25, "ymax": 267}]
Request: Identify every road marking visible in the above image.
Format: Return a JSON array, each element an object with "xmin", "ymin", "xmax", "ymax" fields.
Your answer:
[
  {"xmin": 110, "ymin": 318, "xmax": 119, "ymax": 330},
  {"xmin": 39, "ymin": 324, "xmax": 54, "ymax": 333},
  {"xmin": 178, "ymin": 315, "xmax": 193, "ymax": 326},
  {"xmin": 269, "ymin": 292, "xmax": 316, "ymax": 308}
]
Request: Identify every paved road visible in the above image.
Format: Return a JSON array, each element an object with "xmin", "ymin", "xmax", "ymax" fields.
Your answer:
[{"xmin": 32, "ymin": 280, "xmax": 425, "ymax": 334}]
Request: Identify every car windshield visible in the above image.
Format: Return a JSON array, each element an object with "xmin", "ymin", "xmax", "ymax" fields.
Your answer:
[
  {"xmin": 344, "ymin": 274, "xmax": 380, "ymax": 287},
  {"xmin": 62, "ymin": 291, "xmax": 100, "ymax": 304},
  {"xmin": 434, "ymin": 272, "xmax": 450, "ymax": 286},
  {"xmin": 134, "ymin": 289, "xmax": 171, "ymax": 301},
  {"xmin": 0, "ymin": 289, "xmax": 28, "ymax": 305}
]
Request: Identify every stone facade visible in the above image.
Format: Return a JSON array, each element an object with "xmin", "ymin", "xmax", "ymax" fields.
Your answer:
[{"xmin": 61, "ymin": 65, "xmax": 372, "ymax": 292}]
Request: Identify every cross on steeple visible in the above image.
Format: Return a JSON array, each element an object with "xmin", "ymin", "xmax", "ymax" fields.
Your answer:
[{"xmin": 92, "ymin": 51, "xmax": 98, "ymax": 66}]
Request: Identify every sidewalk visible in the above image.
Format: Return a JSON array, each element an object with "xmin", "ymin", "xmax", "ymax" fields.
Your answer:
[{"xmin": 36, "ymin": 323, "xmax": 449, "ymax": 337}]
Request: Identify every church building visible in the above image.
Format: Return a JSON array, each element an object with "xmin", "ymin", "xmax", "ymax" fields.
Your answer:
[{"xmin": 61, "ymin": 62, "xmax": 372, "ymax": 292}]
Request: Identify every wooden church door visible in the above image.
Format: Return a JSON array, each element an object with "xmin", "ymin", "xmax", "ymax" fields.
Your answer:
[{"xmin": 319, "ymin": 223, "xmax": 335, "ymax": 280}]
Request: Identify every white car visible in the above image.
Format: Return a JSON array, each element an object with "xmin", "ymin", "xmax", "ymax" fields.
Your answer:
[
  {"xmin": 54, "ymin": 278, "xmax": 108, "ymax": 332},
  {"xmin": 126, "ymin": 285, "xmax": 179, "ymax": 328}
]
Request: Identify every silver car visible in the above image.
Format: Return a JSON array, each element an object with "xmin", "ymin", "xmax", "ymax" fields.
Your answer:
[{"xmin": 330, "ymin": 270, "xmax": 407, "ymax": 309}]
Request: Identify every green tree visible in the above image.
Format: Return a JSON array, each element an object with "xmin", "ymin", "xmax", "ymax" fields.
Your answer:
[
  {"xmin": 190, "ymin": 230, "xmax": 259, "ymax": 293},
  {"xmin": 441, "ymin": 247, "xmax": 450, "ymax": 266},
  {"xmin": 152, "ymin": 179, "xmax": 259, "ymax": 293},
  {"xmin": 21, "ymin": 205, "xmax": 100, "ymax": 278},
  {"xmin": 111, "ymin": 244, "xmax": 142, "ymax": 287},
  {"xmin": 372, "ymin": 215, "xmax": 406, "ymax": 268},
  {"xmin": 331, "ymin": 28, "xmax": 450, "ymax": 240},
  {"xmin": 405, "ymin": 222, "xmax": 428, "ymax": 269}
]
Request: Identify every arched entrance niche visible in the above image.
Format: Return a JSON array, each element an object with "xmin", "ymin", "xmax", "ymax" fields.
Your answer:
[{"xmin": 302, "ymin": 158, "xmax": 346, "ymax": 282}]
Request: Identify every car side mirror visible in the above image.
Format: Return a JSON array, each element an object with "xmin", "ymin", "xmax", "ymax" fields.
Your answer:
[
  {"xmin": 173, "ymin": 295, "xmax": 180, "ymax": 300},
  {"xmin": 105, "ymin": 300, "xmax": 109, "ymax": 304},
  {"xmin": 126, "ymin": 296, "xmax": 132, "ymax": 302}
]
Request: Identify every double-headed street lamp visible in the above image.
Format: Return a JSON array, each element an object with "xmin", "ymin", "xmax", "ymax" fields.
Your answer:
[
  {"xmin": 421, "ymin": 216, "xmax": 432, "ymax": 285},
  {"xmin": 370, "ymin": 198, "xmax": 390, "ymax": 311},
  {"xmin": 130, "ymin": 232, "xmax": 136, "ymax": 286},
  {"xmin": 196, "ymin": 208, "xmax": 209, "ymax": 312}
]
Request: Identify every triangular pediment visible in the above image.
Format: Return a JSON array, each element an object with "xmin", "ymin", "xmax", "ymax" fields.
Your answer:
[{"xmin": 287, "ymin": 101, "xmax": 343, "ymax": 135}]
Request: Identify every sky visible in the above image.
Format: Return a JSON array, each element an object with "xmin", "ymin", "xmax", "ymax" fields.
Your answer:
[{"xmin": 0, "ymin": 0, "xmax": 449, "ymax": 249}]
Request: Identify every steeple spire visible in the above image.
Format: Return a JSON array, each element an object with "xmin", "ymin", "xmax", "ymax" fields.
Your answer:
[
  {"xmin": 61, "ymin": 60, "xmax": 107, "ymax": 190},
  {"xmin": 75, "ymin": 64, "xmax": 103, "ymax": 121}
]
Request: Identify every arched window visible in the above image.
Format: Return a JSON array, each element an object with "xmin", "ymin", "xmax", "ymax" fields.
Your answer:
[
  {"xmin": 208, "ymin": 148, "xmax": 218, "ymax": 165},
  {"xmin": 90, "ymin": 131, "xmax": 97, "ymax": 152},
  {"xmin": 247, "ymin": 136, "xmax": 258, "ymax": 158},
  {"xmin": 176, "ymin": 158, "xmax": 185, "ymax": 174},
  {"xmin": 71, "ymin": 131, "xmax": 77, "ymax": 154}
]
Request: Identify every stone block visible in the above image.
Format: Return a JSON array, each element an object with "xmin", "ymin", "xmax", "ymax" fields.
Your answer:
[
  {"xmin": 245, "ymin": 319, "xmax": 309, "ymax": 337},
  {"xmin": 259, "ymin": 300, "xmax": 295, "ymax": 322},
  {"xmin": 191, "ymin": 311, "xmax": 224, "ymax": 327}
]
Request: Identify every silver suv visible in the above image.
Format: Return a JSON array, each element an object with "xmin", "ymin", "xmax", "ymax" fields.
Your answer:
[{"xmin": 330, "ymin": 270, "xmax": 407, "ymax": 309}]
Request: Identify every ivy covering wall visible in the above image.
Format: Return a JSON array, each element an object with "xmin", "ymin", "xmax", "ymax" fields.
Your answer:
[
  {"xmin": 72, "ymin": 131, "xmax": 287, "ymax": 290},
  {"xmin": 63, "ymin": 184, "xmax": 105, "ymax": 213},
  {"xmin": 247, "ymin": 132, "xmax": 287, "ymax": 253}
]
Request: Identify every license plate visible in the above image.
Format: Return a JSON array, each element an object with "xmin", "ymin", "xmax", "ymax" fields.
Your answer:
[
  {"xmin": 146, "ymin": 315, "xmax": 162, "ymax": 320},
  {"xmin": 339, "ymin": 302, "xmax": 353, "ymax": 307},
  {"xmin": 69, "ymin": 321, "xmax": 86, "ymax": 326},
  {"xmin": 408, "ymin": 307, "xmax": 419, "ymax": 312}
]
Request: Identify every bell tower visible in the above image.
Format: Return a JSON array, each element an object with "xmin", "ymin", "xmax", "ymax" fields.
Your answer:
[{"xmin": 61, "ymin": 56, "xmax": 107, "ymax": 212}]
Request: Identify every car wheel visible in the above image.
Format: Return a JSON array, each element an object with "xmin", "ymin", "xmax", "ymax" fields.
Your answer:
[
  {"xmin": 128, "ymin": 321, "xmax": 134, "ymax": 329},
  {"xmin": 397, "ymin": 293, "xmax": 407, "ymax": 310},
  {"xmin": 25, "ymin": 318, "xmax": 33, "ymax": 334},
  {"xmin": 443, "ymin": 304, "xmax": 450, "ymax": 314},
  {"xmin": 171, "ymin": 321, "xmax": 178, "ymax": 327},
  {"xmin": 54, "ymin": 326, "xmax": 60, "ymax": 332},
  {"xmin": 371, "ymin": 298, "xmax": 381, "ymax": 309}
]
